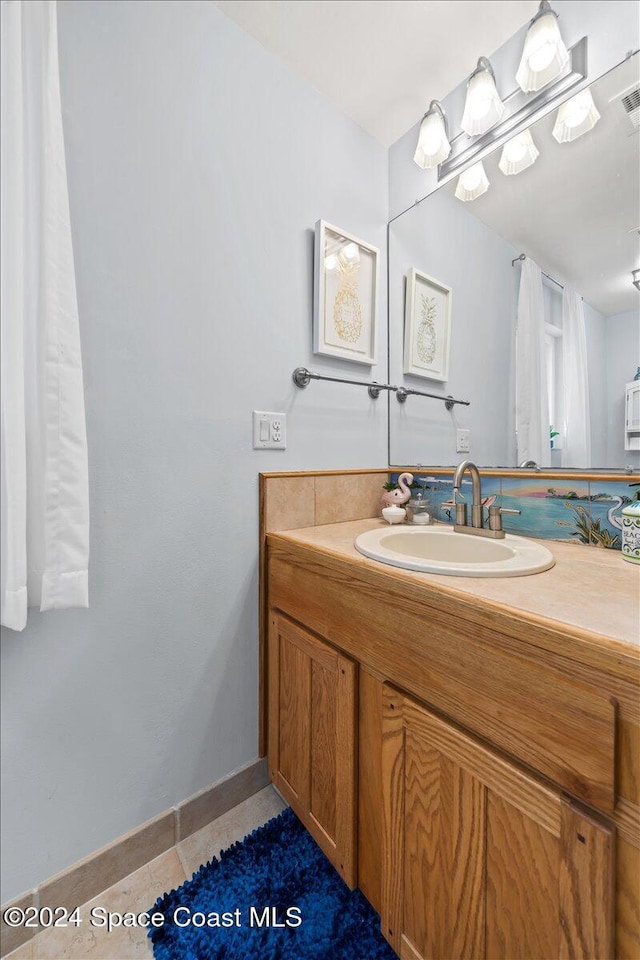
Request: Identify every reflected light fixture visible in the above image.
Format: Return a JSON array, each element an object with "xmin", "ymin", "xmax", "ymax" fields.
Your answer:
[
  {"xmin": 633, "ymin": 269, "xmax": 640, "ymax": 292},
  {"xmin": 498, "ymin": 129, "xmax": 540, "ymax": 175},
  {"xmin": 461, "ymin": 57, "xmax": 504, "ymax": 136},
  {"xmin": 339, "ymin": 242, "xmax": 360, "ymax": 266},
  {"xmin": 325, "ymin": 242, "xmax": 360, "ymax": 272},
  {"xmin": 516, "ymin": 1, "xmax": 570, "ymax": 93},
  {"xmin": 552, "ymin": 87, "xmax": 600, "ymax": 142},
  {"xmin": 413, "ymin": 100, "xmax": 451, "ymax": 169},
  {"xmin": 454, "ymin": 161, "xmax": 490, "ymax": 202}
]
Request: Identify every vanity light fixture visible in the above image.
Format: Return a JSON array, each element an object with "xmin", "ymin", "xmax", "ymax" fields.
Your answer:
[
  {"xmin": 633, "ymin": 269, "xmax": 640, "ymax": 292},
  {"xmin": 498, "ymin": 129, "xmax": 540, "ymax": 175},
  {"xmin": 461, "ymin": 57, "xmax": 504, "ymax": 137},
  {"xmin": 516, "ymin": 1, "xmax": 570, "ymax": 93},
  {"xmin": 413, "ymin": 100, "xmax": 451, "ymax": 169},
  {"xmin": 552, "ymin": 87, "xmax": 600, "ymax": 142},
  {"xmin": 454, "ymin": 161, "xmax": 489, "ymax": 202}
]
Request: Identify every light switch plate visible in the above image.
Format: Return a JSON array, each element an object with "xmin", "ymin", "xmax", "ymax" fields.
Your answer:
[
  {"xmin": 253, "ymin": 411, "xmax": 286, "ymax": 449},
  {"xmin": 456, "ymin": 428, "xmax": 470, "ymax": 453}
]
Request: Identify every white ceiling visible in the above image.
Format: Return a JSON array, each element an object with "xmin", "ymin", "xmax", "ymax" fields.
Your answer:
[
  {"xmin": 442, "ymin": 54, "xmax": 640, "ymax": 315},
  {"xmin": 213, "ymin": 0, "xmax": 539, "ymax": 146}
]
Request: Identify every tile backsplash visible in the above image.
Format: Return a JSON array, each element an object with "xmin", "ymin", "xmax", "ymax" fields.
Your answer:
[{"xmin": 391, "ymin": 472, "xmax": 639, "ymax": 551}]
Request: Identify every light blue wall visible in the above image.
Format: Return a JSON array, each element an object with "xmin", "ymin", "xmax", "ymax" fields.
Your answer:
[
  {"xmin": 0, "ymin": 0, "xmax": 388, "ymax": 903},
  {"xmin": 389, "ymin": 188, "xmax": 518, "ymax": 466}
]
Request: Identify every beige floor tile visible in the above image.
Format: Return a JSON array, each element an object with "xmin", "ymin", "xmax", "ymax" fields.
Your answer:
[
  {"xmin": 178, "ymin": 785, "xmax": 288, "ymax": 879},
  {"xmin": 34, "ymin": 849, "xmax": 185, "ymax": 960}
]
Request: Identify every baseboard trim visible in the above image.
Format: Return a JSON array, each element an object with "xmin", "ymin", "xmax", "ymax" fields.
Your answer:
[
  {"xmin": 177, "ymin": 757, "xmax": 270, "ymax": 840},
  {"xmin": 1, "ymin": 757, "xmax": 269, "ymax": 957}
]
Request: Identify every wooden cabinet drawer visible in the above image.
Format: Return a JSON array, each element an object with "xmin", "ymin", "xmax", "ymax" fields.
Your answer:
[{"xmin": 269, "ymin": 552, "xmax": 617, "ymax": 813}]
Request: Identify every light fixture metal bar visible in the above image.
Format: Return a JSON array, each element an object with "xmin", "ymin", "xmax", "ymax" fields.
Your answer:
[
  {"xmin": 469, "ymin": 56, "xmax": 496, "ymax": 83},
  {"xmin": 438, "ymin": 36, "xmax": 587, "ymax": 182}
]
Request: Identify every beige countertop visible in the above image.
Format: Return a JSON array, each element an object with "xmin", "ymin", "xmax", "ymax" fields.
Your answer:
[{"xmin": 269, "ymin": 518, "xmax": 640, "ymax": 650}]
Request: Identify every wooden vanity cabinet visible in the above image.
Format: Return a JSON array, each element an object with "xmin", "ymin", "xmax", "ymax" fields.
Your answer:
[
  {"xmin": 264, "ymin": 531, "xmax": 639, "ymax": 959},
  {"xmin": 381, "ymin": 686, "xmax": 614, "ymax": 960},
  {"xmin": 267, "ymin": 612, "xmax": 357, "ymax": 888}
]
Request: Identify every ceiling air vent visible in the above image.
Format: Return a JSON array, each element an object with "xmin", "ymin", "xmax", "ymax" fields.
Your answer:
[{"xmin": 619, "ymin": 84, "xmax": 640, "ymax": 131}]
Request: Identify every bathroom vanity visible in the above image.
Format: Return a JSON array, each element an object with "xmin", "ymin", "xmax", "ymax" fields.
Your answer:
[{"xmin": 260, "ymin": 471, "xmax": 640, "ymax": 960}]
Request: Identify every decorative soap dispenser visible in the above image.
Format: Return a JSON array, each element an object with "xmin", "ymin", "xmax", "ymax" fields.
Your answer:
[
  {"xmin": 407, "ymin": 477, "xmax": 432, "ymax": 525},
  {"xmin": 382, "ymin": 505, "xmax": 407, "ymax": 525}
]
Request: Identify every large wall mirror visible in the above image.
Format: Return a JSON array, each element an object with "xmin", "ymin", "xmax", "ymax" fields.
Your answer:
[{"xmin": 389, "ymin": 52, "xmax": 640, "ymax": 470}]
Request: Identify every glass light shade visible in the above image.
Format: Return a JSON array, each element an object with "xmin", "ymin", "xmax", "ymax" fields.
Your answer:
[
  {"xmin": 413, "ymin": 108, "xmax": 451, "ymax": 169},
  {"xmin": 516, "ymin": 10, "xmax": 570, "ymax": 93},
  {"xmin": 498, "ymin": 129, "xmax": 540, "ymax": 175},
  {"xmin": 461, "ymin": 67, "xmax": 505, "ymax": 136},
  {"xmin": 454, "ymin": 161, "xmax": 490, "ymax": 202},
  {"xmin": 552, "ymin": 88, "xmax": 600, "ymax": 142}
]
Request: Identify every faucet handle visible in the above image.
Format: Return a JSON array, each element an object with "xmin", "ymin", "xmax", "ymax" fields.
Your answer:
[
  {"xmin": 488, "ymin": 504, "xmax": 521, "ymax": 532},
  {"xmin": 442, "ymin": 500, "xmax": 467, "ymax": 526}
]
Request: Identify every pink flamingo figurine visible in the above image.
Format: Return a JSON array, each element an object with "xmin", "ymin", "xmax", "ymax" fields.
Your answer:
[{"xmin": 381, "ymin": 472, "xmax": 414, "ymax": 507}]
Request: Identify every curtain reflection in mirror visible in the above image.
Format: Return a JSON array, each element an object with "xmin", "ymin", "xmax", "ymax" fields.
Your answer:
[
  {"xmin": 562, "ymin": 288, "xmax": 591, "ymax": 467},
  {"xmin": 516, "ymin": 259, "xmax": 550, "ymax": 467}
]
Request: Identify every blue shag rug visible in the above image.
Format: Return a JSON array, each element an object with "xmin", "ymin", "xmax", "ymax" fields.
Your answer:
[{"xmin": 148, "ymin": 806, "xmax": 397, "ymax": 960}]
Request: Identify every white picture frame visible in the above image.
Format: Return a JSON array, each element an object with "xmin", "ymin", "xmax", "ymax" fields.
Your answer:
[
  {"xmin": 313, "ymin": 220, "xmax": 379, "ymax": 365},
  {"xmin": 403, "ymin": 267, "xmax": 452, "ymax": 382}
]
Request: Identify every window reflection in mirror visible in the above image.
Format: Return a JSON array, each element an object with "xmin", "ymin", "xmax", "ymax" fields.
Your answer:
[{"xmin": 389, "ymin": 52, "xmax": 640, "ymax": 470}]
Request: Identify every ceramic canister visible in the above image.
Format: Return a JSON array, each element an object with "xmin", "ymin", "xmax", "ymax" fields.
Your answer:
[{"xmin": 621, "ymin": 501, "xmax": 640, "ymax": 564}]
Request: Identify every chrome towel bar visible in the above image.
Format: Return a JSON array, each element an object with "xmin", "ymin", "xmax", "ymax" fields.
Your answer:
[{"xmin": 292, "ymin": 367, "xmax": 470, "ymax": 410}]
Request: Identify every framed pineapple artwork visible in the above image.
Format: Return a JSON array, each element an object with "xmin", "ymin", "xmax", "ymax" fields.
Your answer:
[
  {"xmin": 403, "ymin": 267, "xmax": 452, "ymax": 382},
  {"xmin": 313, "ymin": 220, "xmax": 379, "ymax": 365}
]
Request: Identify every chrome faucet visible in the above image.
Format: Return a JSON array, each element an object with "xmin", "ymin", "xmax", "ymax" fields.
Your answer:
[
  {"xmin": 443, "ymin": 459, "xmax": 520, "ymax": 539},
  {"xmin": 453, "ymin": 460, "xmax": 483, "ymax": 528},
  {"xmin": 519, "ymin": 459, "xmax": 538, "ymax": 468}
]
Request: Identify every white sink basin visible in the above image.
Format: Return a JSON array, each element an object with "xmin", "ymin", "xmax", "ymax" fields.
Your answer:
[{"xmin": 354, "ymin": 525, "xmax": 555, "ymax": 578}]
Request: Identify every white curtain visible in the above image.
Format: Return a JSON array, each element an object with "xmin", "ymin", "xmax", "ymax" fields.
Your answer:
[
  {"xmin": 516, "ymin": 258, "xmax": 550, "ymax": 467},
  {"xmin": 562, "ymin": 286, "xmax": 591, "ymax": 467},
  {"xmin": 1, "ymin": 0, "xmax": 89, "ymax": 632}
]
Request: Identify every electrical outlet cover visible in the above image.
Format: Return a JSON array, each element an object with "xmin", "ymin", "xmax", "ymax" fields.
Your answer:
[{"xmin": 253, "ymin": 411, "xmax": 286, "ymax": 449}]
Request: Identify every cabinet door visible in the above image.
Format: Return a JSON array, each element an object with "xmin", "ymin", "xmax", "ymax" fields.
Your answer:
[
  {"xmin": 268, "ymin": 612, "xmax": 357, "ymax": 887},
  {"xmin": 382, "ymin": 687, "xmax": 614, "ymax": 960}
]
